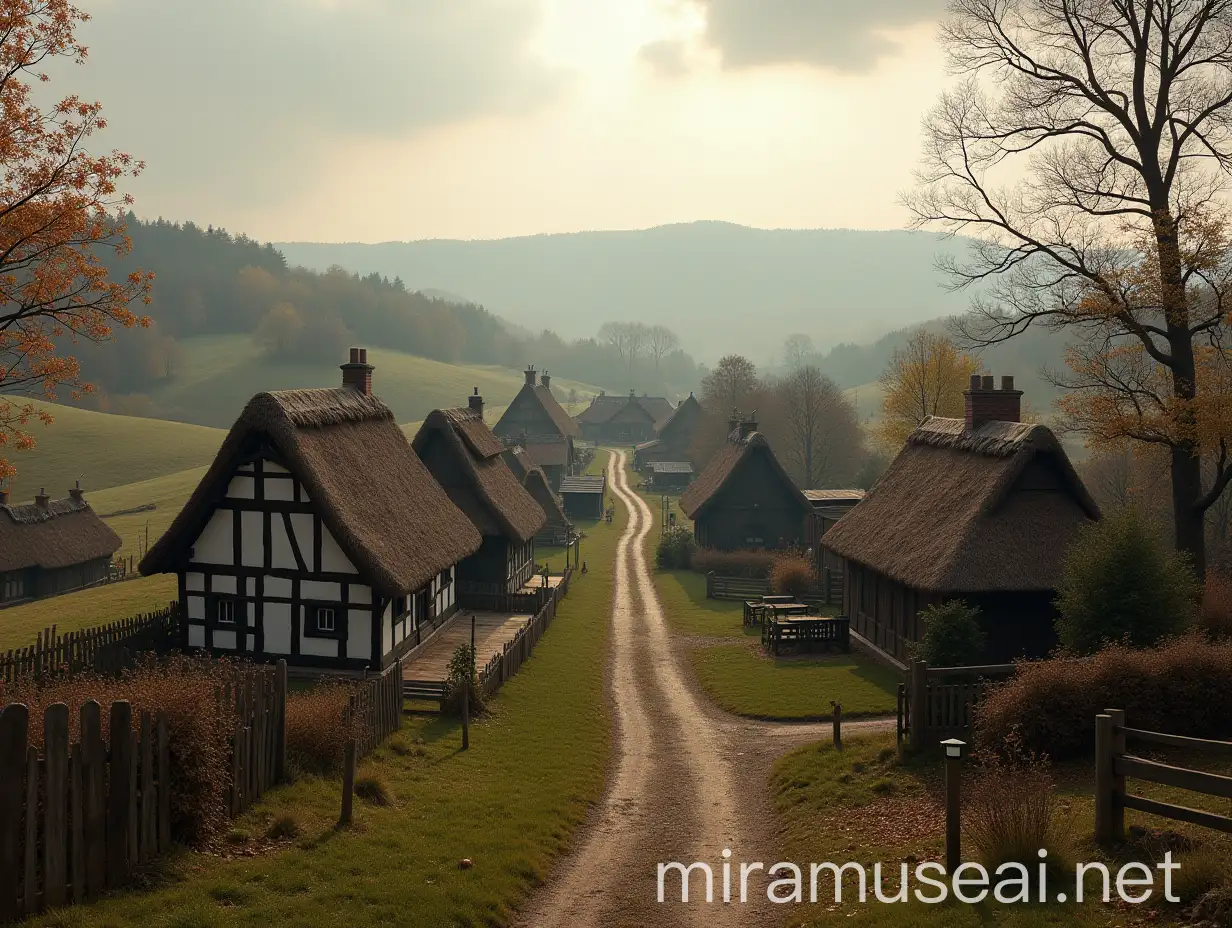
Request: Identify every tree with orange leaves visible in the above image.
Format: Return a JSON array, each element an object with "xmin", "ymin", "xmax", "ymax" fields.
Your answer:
[{"xmin": 0, "ymin": 0, "xmax": 152, "ymax": 484}]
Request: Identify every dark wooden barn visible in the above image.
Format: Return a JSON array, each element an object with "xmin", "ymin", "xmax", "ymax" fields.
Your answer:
[
  {"xmin": 678, "ymin": 416, "xmax": 811, "ymax": 550},
  {"xmin": 140, "ymin": 348, "xmax": 483, "ymax": 673},
  {"xmin": 647, "ymin": 461, "xmax": 694, "ymax": 493},
  {"xmin": 491, "ymin": 367, "xmax": 578, "ymax": 489},
  {"xmin": 574, "ymin": 391, "xmax": 673, "ymax": 445},
  {"xmin": 635, "ymin": 393, "xmax": 704, "ymax": 469},
  {"xmin": 821, "ymin": 375, "xmax": 1100, "ymax": 665},
  {"xmin": 0, "ymin": 485, "xmax": 121, "ymax": 606},
  {"xmin": 559, "ymin": 475, "xmax": 607, "ymax": 520},
  {"xmin": 503, "ymin": 446, "xmax": 572, "ymax": 546},
  {"xmin": 413, "ymin": 396, "xmax": 547, "ymax": 597}
]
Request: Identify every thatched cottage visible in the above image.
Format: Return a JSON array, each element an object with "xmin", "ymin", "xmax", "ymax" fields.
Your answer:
[
  {"xmin": 413, "ymin": 394, "xmax": 546, "ymax": 596},
  {"xmin": 492, "ymin": 368, "xmax": 578, "ymax": 489},
  {"xmin": 822, "ymin": 375, "xmax": 1099, "ymax": 664},
  {"xmin": 575, "ymin": 391, "xmax": 673, "ymax": 445},
  {"xmin": 679, "ymin": 413, "xmax": 811, "ymax": 551},
  {"xmin": 634, "ymin": 393, "xmax": 704, "ymax": 470},
  {"xmin": 502, "ymin": 445, "xmax": 571, "ymax": 546},
  {"xmin": 140, "ymin": 349, "xmax": 483, "ymax": 673},
  {"xmin": 0, "ymin": 485, "xmax": 121, "ymax": 606}
]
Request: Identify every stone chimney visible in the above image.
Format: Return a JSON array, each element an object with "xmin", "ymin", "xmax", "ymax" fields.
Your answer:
[
  {"xmin": 69, "ymin": 480, "xmax": 84, "ymax": 504},
  {"xmin": 727, "ymin": 408, "xmax": 742, "ymax": 435},
  {"xmin": 35, "ymin": 487, "xmax": 49, "ymax": 508},
  {"xmin": 468, "ymin": 387, "xmax": 484, "ymax": 420},
  {"xmin": 524, "ymin": 365, "xmax": 537, "ymax": 386},
  {"xmin": 541, "ymin": 371, "xmax": 551, "ymax": 390},
  {"xmin": 340, "ymin": 347, "xmax": 374, "ymax": 396},
  {"xmin": 0, "ymin": 488, "xmax": 9, "ymax": 506},
  {"xmin": 739, "ymin": 411, "xmax": 759, "ymax": 440},
  {"xmin": 964, "ymin": 373, "xmax": 1023, "ymax": 431}
]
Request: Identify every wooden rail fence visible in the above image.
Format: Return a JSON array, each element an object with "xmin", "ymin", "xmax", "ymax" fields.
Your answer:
[
  {"xmin": 1095, "ymin": 709, "xmax": 1232, "ymax": 842},
  {"xmin": 706, "ymin": 572, "xmax": 839, "ymax": 606},
  {"xmin": 477, "ymin": 569, "xmax": 572, "ymax": 701},
  {"xmin": 1, "ymin": 606, "xmax": 180, "ymax": 685},
  {"xmin": 898, "ymin": 659, "xmax": 1016, "ymax": 751},
  {"xmin": 344, "ymin": 658, "xmax": 405, "ymax": 760}
]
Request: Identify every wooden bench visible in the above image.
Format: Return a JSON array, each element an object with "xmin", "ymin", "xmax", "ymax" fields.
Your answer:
[
  {"xmin": 706, "ymin": 572, "xmax": 772, "ymax": 601},
  {"xmin": 762, "ymin": 615, "xmax": 851, "ymax": 655}
]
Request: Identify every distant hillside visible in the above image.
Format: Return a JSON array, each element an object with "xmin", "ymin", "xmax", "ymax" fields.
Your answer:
[{"xmin": 275, "ymin": 222, "xmax": 984, "ymax": 363}]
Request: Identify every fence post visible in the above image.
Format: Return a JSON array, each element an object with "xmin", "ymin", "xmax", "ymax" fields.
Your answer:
[
  {"xmin": 0, "ymin": 704, "xmax": 29, "ymax": 922},
  {"xmin": 908, "ymin": 660, "xmax": 928, "ymax": 753},
  {"xmin": 461, "ymin": 673, "xmax": 470, "ymax": 751},
  {"xmin": 43, "ymin": 703, "xmax": 69, "ymax": 907},
  {"xmin": 1094, "ymin": 713, "xmax": 1116, "ymax": 843},
  {"xmin": 1105, "ymin": 708, "xmax": 1126, "ymax": 841},
  {"xmin": 706, "ymin": 571, "xmax": 715, "ymax": 599},
  {"xmin": 106, "ymin": 701, "xmax": 133, "ymax": 888},
  {"xmin": 942, "ymin": 739, "xmax": 965, "ymax": 874},
  {"xmin": 831, "ymin": 702, "xmax": 842, "ymax": 751},
  {"xmin": 339, "ymin": 738, "xmax": 356, "ymax": 826},
  {"xmin": 274, "ymin": 660, "xmax": 287, "ymax": 784}
]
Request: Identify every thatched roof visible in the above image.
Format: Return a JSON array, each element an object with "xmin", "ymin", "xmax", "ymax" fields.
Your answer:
[
  {"xmin": 414, "ymin": 408, "xmax": 547, "ymax": 544},
  {"xmin": 821, "ymin": 416, "xmax": 1099, "ymax": 593},
  {"xmin": 493, "ymin": 380, "xmax": 579, "ymax": 440},
  {"xmin": 575, "ymin": 393, "xmax": 672, "ymax": 426},
  {"xmin": 679, "ymin": 429, "xmax": 808, "ymax": 519},
  {"xmin": 0, "ymin": 495, "xmax": 121, "ymax": 573},
  {"xmin": 503, "ymin": 448, "xmax": 569, "ymax": 529},
  {"xmin": 523, "ymin": 440, "xmax": 570, "ymax": 467},
  {"xmin": 141, "ymin": 388, "xmax": 482, "ymax": 594}
]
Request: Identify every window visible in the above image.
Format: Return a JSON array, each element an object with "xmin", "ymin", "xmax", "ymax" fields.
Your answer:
[
  {"xmin": 217, "ymin": 599, "xmax": 236, "ymax": 625},
  {"xmin": 393, "ymin": 595, "xmax": 407, "ymax": 617},
  {"xmin": 441, "ymin": 566, "xmax": 452, "ymax": 587},
  {"xmin": 2, "ymin": 573, "xmax": 24, "ymax": 602},
  {"xmin": 316, "ymin": 607, "xmax": 336, "ymax": 633}
]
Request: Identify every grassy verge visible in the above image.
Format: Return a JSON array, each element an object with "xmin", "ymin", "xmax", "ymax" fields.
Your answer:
[
  {"xmin": 773, "ymin": 730, "xmax": 1231, "ymax": 926},
  {"xmin": 0, "ymin": 574, "xmax": 178, "ymax": 651},
  {"xmin": 25, "ymin": 451, "xmax": 619, "ymax": 928}
]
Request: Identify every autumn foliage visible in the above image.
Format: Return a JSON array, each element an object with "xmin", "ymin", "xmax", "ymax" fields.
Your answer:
[
  {"xmin": 876, "ymin": 329, "xmax": 981, "ymax": 449},
  {"xmin": 0, "ymin": 0, "xmax": 152, "ymax": 481}
]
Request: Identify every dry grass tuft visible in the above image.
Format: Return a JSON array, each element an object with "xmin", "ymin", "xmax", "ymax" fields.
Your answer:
[
  {"xmin": 770, "ymin": 554, "xmax": 814, "ymax": 599},
  {"xmin": 355, "ymin": 773, "xmax": 391, "ymax": 805},
  {"xmin": 284, "ymin": 681, "xmax": 359, "ymax": 775}
]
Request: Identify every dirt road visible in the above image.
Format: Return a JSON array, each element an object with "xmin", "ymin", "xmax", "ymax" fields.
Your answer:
[{"xmin": 518, "ymin": 451, "xmax": 890, "ymax": 928}]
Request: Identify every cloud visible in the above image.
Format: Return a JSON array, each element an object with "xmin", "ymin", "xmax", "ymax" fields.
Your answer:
[
  {"xmin": 696, "ymin": 0, "xmax": 946, "ymax": 72},
  {"xmin": 70, "ymin": 0, "xmax": 561, "ymax": 215},
  {"xmin": 638, "ymin": 39, "xmax": 691, "ymax": 76}
]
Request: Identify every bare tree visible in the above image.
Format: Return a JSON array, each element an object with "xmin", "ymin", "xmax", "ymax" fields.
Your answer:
[
  {"xmin": 904, "ymin": 0, "xmax": 1232, "ymax": 576},
  {"xmin": 598, "ymin": 321, "xmax": 650, "ymax": 384},
  {"xmin": 782, "ymin": 333, "xmax": 816, "ymax": 372},
  {"xmin": 647, "ymin": 325, "xmax": 680, "ymax": 375},
  {"xmin": 768, "ymin": 366, "xmax": 864, "ymax": 488}
]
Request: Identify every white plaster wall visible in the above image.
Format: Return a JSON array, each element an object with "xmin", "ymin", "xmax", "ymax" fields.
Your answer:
[
  {"xmin": 320, "ymin": 528, "xmax": 356, "ymax": 574},
  {"xmin": 290, "ymin": 514, "xmax": 314, "ymax": 570},
  {"xmin": 186, "ymin": 572, "xmax": 204, "ymax": 591},
  {"xmin": 270, "ymin": 517, "xmax": 296, "ymax": 570},
  {"xmin": 227, "ymin": 475, "xmax": 255, "ymax": 499},
  {"xmin": 240, "ymin": 512, "xmax": 263, "ymax": 567},
  {"xmin": 265, "ymin": 478, "xmax": 295, "ymax": 502},
  {"xmin": 191, "ymin": 510, "xmax": 233, "ymax": 564},
  {"xmin": 186, "ymin": 595, "xmax": 205, "ymax": 620},
  {"xmin": 212, "ymin": 575, "xmax": 237, "ymax": 594},
  {"xmin": 263, "ymin": 602, "xmax": 292, "ymax": 653},
  {"xmin": 347, "ymin": 611, "xmax": 371, "ymax": 660},
  {"xmin": 266, "ymin": 576, "xmax": 291, "ymax": 598},
  {"xmin": 300, "ymin": 634, "xmax": 337, "ymax": 658},
  {"xmin": 263, "ymin": 459, "xmax": 289, "ymax": 474},
  {"xmin": 349, "ymin": 585, "xmax": 371, "ymax": 604},
  {"xmin": 301, "ymin": 580, "xmax": 341, "ymax": 601},
  {"xmin": 381, "ymin": 600, "xmax": 393, "ymax": 655},
  {"xmin": 247, "ymin": 634, "xmax": 256, "ymax": 651},
  {"xmin": 188, "ymin": 625, "xmax": 205, "ymax": 647},
  {"xmin": 214, "ymin": 630, "xmax": 237, "ymax": 650}
]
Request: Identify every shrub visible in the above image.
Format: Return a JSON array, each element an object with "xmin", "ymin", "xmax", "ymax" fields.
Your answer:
[
  {"xmin": 975, "ymin": 632, "xmax": 1232, "ymax": 758},
  {"xmin": 285, "ymin": 682, "xmax": 355, "ymax": 775},
  {"xmin": 770, "ymin": 554, "xmax": 813, "ymax": 599},
  {"xmin": 443, "ymin": 643, "xmax": 485, "ymax": 716},
  {"xmin": 656, "ymin": 526, "xmax": 697, "ymax": 570},
  {"xmin": 691, "ymin": 548, "xmax": 777, "ymax": 579},
  {"xmin": 355, "ymin": 773, "xmax": 391, "ymax": 805},
  {"xmin": 966, "ymin": 731, "xmax": 1071, "ymax": 880},
  {"xmin": 1200, "ymin": 570, "xmax": 1232, "ymax": 640},
  {"xmin": 266, "ymin": 815, "xmax": 300, "ymax": 840},
  {"xmin": 916, "ymin": 600, "xmax": 986, "ymax": 667},
  {"xmin": 1056, "ymin": 506, "xmax": 1198, "ymax": 654}
]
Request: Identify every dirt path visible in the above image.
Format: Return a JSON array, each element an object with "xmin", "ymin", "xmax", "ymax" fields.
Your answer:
[{"xmin": 519, "ymin": 451, "xmax": 891, "ymax": 928}]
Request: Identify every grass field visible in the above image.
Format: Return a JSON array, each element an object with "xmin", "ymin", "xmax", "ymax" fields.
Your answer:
[
  {"xmin": 23, "ymin": 450, "xmax": 619, "ymax": 928},
  {"xmin": 0, "ymin": 574, "xmax": 177, "ymax": 651},
  {"xmin": 5, "ymin": 403, "xmax": 224, "ymax": 502}
]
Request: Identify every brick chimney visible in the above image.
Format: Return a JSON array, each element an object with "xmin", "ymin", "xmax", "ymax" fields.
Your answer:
[
  {"xmin": 35, "ymin": 487, "xmax": 49, "ymax": 508},
  {"xmin": 964, "ymin": 373, "xmax": 1022, "ymax": 431},
  {"xmin": 340, "ymin": 347, "xmax": 374, "ymax": 396},
  {"xmin": 727, "ymin": 408, "xmax": 742, "ymax": 435},
  {"xmin": 0, "ymin": 488, "xmax": 8, "ymax": 506},
  {"xmin": 541, "ymin": 371, "xmax": 551, "ymax": 390},
  {"xmin": 69, "ymin": 480, "xmax": 84, "ymax": 504},
  {"xmin": 468, "ymin": 387, "xmax": 484, "ymax": 420},
  {"xmin": 524, "ymin": 365, "xmax": 537, "ymax": 386}
]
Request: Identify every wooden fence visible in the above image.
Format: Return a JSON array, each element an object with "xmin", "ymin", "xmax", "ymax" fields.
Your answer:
[
  {"xmin": 1, "ymin": 606, "xmax": 180, "ymax": 685},
  {"xmin": 1095, "ymin": 709, "xmax": 1232, "ymax": 842},
  {"xmin": 477, "ymin": 569, "xmax": 572, "ymax": 701},
  {"xmin": 218, "ymin": 662, "xmax": 288, "ymax": 816},
  {"xmin": 458, "ymin": 589, "xmax": 547, "ymax": 615},
  {"xmin": 344, "ymin": 658, "xmax": 405, "ymax": 760},
  {"xmin": 706, "ymin": 572, "xmax": 839, "ymax": 606},
  {"xmin": 898, "ymin": 659, "xmax": 1016, "ymax": 752}
]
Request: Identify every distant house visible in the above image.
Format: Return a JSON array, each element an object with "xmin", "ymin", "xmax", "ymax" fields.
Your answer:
[
  {"xmin": 821, "ymin": 375, "xmax": 1100, "ymax": 665},
  {"xmin": 413, "ymin": 394, "xmax": 547, "ymax": 595},
  {"xmin": 0, "ymin": 485, "xmax": 122, "ymax": 606},
  {"xmin": 492, "ymin": 368, "xmax": 578, "ymax": 489},
  {"xmin": 574, "ymin": 390, "xmax": 673, "ymax": 445},
  {"xmin": 559, "ymin": 475, "xmax": 607, "ymax": 520},
  {"xmin": 634, "ymin": 393, "xmax": 704, "ymax": 469},
  {"xmin": 503, "ymin": 446, "xmax": 571, "ymax": 546},
  {"xmin": 679, "ymin": 414, "xmax": 811, "ymax": 551},
  {"xmin": 647, "ymin": 461, "xmax": 694, "ymax": 493},
  {"xmin": 140, "ymin": 349, "xmax": 483, "ymax": 673},
  {"xmin": 804, "ymin": 490, "xmax": 865, "ymax": 576}
]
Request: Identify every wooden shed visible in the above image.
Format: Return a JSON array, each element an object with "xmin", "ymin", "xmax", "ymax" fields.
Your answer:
[
  {"xmin": 559, "ymin": 475, "xmax": 607, "ymax": 520},
  {"xmin": 821, "ymin": 375, "xmax": 1100, "ymax": 665},
  {"xmin": 635, "ymin": 393, "xmax": 704, "ymax": 469},
  {"xmin": 648, "ymin": 461, "xmax": 694, "ymax": 493}
]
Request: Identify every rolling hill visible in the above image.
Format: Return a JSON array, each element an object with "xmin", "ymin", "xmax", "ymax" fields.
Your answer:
[{"xmin": 276, "ymin": 222, "xmax": 985, "ymax": 363}]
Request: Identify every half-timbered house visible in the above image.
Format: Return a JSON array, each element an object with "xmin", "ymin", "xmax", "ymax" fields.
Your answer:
[
  {"xmin": 821, "ymin": 375, "xmax": 1100, "ymax": 664},
  {"xmin": 139, "ymin": 349, "xmax": 483, "ymax": 673},
  {"xmin": 634, "ymin": 393, "xmax": 704, "ymax": 469},
  {"xmin": 491, "ymin": 368, "xmax": 578, "ymax": 488},
  {"xmin": 0, "ymin": 484, "xmax": 121, "ymax": 606},
  {"xmin": 413, "ymin": 398, "xmax": 546, "ymax": 595},
  {"xmin": 679, "ymin": 415, "xmax": 811, "ymax": 550}
]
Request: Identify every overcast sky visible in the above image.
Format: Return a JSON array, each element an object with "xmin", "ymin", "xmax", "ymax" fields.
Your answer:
[{"xmin": 74, "ymin": 0, "xmax": 949, "ymax": 242}]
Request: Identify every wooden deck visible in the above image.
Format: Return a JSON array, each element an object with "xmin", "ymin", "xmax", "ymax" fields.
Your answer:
[
  {"xmin": 401, "ymin": 610, "xmax": 532, "ymax": 683},
  {"xmin": 519, "ymin": 574, "xmax": 565, "ymax": 594}
]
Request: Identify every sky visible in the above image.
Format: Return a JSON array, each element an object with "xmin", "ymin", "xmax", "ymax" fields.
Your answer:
[{"xmin": 73, "ymin": 0, "xmax": 951, "ymax": 243}]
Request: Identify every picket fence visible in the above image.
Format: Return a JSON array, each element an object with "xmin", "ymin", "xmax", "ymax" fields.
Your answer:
[
  {"xmin": 345, "ymin": 658, "xmax": 405, "ymax": 760},
  {"xmin": 477, "ymin": 569, "xmax": 572, "ymax": 700},
  {"xmin": 0, "ymin": 606, "xmax": 180, "ymax": 684}
]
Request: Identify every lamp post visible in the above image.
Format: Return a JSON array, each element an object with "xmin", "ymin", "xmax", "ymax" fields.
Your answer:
[{"xmin": 941, "ymin": 738, "xmax": 965, "ymax": 875}]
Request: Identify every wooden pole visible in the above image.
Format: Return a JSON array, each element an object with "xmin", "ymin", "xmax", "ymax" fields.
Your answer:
[
  {"xmin": 1105, "ymin": 708, "xmax": 1126, "ymax": 840},
  {"xmin": 339, "ymin": 738, "xmax": 356, "ymax": 826},
  {"xmin": 1094, "ymin": 713, "xmax": 1114, "ymax": 843},
  {"xmin": 908, "ymin": 660, "xmax": 928, "ymax": 753},
  {"xmin": 832, "ymin": 702, "xmax": 842, "ymax": 751},
  {"xmin": 944, "ymin": 745, "xmax": 962, "ymax": 875},
  {"xmin": 461, "ymin": 676, "xmax": 470, "ymax": 751}
]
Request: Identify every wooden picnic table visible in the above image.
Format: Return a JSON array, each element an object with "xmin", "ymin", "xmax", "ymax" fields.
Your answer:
[
  {"xmin": 762, "ymin": 613, "xmax": 851, "ymax": 655},
  {"xmin": 743, "ymin": 595, "xmax": 799, "ymax": 626}
]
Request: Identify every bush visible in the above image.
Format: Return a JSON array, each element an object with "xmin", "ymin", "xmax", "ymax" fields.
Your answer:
[
  {"xmin": 975, "ymin": 632, "xmax": 1232, "ymax": 759},
  {"xmin": 656, "ymin": 526, "xmax": 697, "ymax": 570},
  {"xmin": 966, "ymin": 731, "xmax": 1071, "ymax": 881},
  {"xmin": 1056, "ymin": 507, "xmax": 1198, "ymax": 654},
  {"xmin": 285, "ymin": 682, "xmax": 356, "ymax": 775},
  {"xmin": 691, "ymin": 548, "xmax": 777, "ymax": 579},
  {"xmin": 355, "ymin": 773, "xmax": 391, "ymax": 805},
  {"xmin": 916, "ymin": 600, "xmax": 986, "ymax": 667},
  {"xmin": 1200, "ymin": 570, "xmax": 1232, "ymax": 640},
  {"xmin": 770, "ymin": 554, "xmax": 813, "ymax": 599},
  {"xmin": 443, "ymin": 643, "xmax": 485, "ymax": 716}
]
